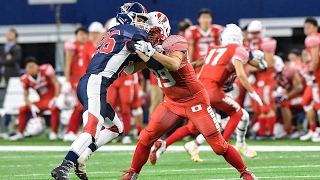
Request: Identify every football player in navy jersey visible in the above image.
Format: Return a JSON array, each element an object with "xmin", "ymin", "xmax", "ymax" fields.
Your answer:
[{"xmin": 51, "ymin": 2, "xmax": 149, "ymax": 180}]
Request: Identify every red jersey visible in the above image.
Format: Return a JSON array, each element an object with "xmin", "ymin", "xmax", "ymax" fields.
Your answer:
[
  {"xmin": 20, "ymin": 64, "xmax": 56, "ymax": 99},
  {"xmin": 275, "ymin": 63, "xmax": 299, "ymax": 90},
  {"xmin": 185, "ymin": 24, "xmax": 223, "ymax": 61},
  {"xmin": 64, "ymin": 40, "xmax": 87, "ymax": 78},
  {"xmin": 305, "ymin": 33, "xmax": 320, "ymax": 75},
  {"xmin": 82, "ymin": 40, "xmax": 97, "ymax": 74},
  {"xmin": 150, "ymin": 35, "xmax": 204, "ymax": 102},
  {"xmin": 248, "ymin": 37, "xmax": 277, "ymax": 80},
  {"xmin": 199, "ymin": 44, "xmax": 249, "ymax": 87}
]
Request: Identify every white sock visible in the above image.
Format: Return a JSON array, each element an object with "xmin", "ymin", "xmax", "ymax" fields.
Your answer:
[
  {"xmin": 70, "ymin": 132, "xmax": 93, "ymax": 156},
  {"xmin": 195, "ymin": 134, "xmax": 206, "ymax": 145},
  {"xmin": 236, "ymin": 109, "xmax": 249, "ymax": 144},
  {"xmin": 95, "ymin": 128, "xmax": 119, "ymax": 149}
]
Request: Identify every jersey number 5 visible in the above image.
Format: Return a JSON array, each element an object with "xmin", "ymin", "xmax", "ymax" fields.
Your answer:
[
  {"xmin": 150, "ymin": 68, "xmax": 176, "ymax": 88},
  {"xmin": 98, "ymin": 30, "xmax": 120, "ymax": 54},
  {"xmin": 204, "ymin": 48, "xmax": 227, "ymax": 66}
]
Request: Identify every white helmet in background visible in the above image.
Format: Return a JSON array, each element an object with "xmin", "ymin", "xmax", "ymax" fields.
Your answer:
[
  {"xmin": 147, "ymin": 11, "xmax": 171, "ymax": 46},
  {"xmin": 220, "ymin": 24, "xmax": 244, "ymax": 46},
  {"xmin": 105, "ymin": 17, "xmax": 119, "ymax": 31},
  {"xmin": 274, "ymin": 55, "xmax": 285, "ymax": 72},
  {"xmin": 25, "ymin": 117, "xmax": 46, "ymax": 136},
  {"xmin": 56, "ymin": 82, "xmax": 77, "ymax": 110},
  {"xmin": 247, "ymin": 20, "xmax": 266, "ymax": 39}
]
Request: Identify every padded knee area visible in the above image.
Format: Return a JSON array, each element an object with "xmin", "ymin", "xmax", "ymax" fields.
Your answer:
[
  {"xmin": 139, "ymin": 129, "xmax": 157, "ymax": 148},
  {"xmin": 205, "ymin": 132, "xmax": 228, "ymax": 155}
]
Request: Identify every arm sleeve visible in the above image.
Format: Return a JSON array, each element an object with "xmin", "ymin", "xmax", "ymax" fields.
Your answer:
[
  {"xmin": 132, "ymin": 29, "xmax": 148, "ymax": 42},
  {"xmin": 64, "ymin": 40, "xmax": 76, "ymax": 52},
  {"xmin": 44, "ymin": 64, "xmax": 56, "ymax": 77},
  {"xmin": 127, "ymin": 41, "xmax": 137, "ymax": 51},
  {"xmin": 232, "ymin": 46, "xmax": 249, "ymax": 65},
  {"xmin": 146, "ymin": 57, "xmax": 164, "ymax": 70},
  {"xmin": 261, "ymin": 39, "xmax": 277, "ymax": 52},
  {"xmin": 305, "ymin": 35, "xmax": 320, "ymax": 48}
]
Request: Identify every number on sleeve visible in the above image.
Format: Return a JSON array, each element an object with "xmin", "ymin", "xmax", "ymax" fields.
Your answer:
[
  {"xmin": 98, "ymin": 30, "xmax": 120, "ymax": 54},
  {"xmin": 204, "ymin": 48, "xmax": 227, "ymax": 66},
  {"xmin": 150, "ymin": 68, "xmax": 176, "ymax": 88}
]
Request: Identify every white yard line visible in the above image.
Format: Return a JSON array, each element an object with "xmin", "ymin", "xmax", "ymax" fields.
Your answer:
[{"xmin": 0, "ymin": 145, "xmax": 320, "ymax": 151}]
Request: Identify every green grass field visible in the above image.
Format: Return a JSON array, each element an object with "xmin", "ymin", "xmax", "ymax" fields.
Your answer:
[{"xmin": 1, "ymin": 134, "xmax": 320, "ymax": 180}]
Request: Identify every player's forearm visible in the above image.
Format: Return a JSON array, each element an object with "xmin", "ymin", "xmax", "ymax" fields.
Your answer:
[
  {"xmin": 152, "ymin": 51, "xmax": 181, "ymax": 71},
  {"xmin": 54, "ymin": 83, "xmax": 61, "ymax": 97},
  {"xmin": 188, "ymin": 46, "xmax": 194, "ymax": 62},
  {"xmin": 248, "ymin": 60, "xmax": 264, "ymax": 71},
  {"xmin": 191, "ymin": 58, "xmax": 204, "ymax": 69},
  {"xmin": 264, "ymin": 52, "xmax": 274, "ymax": 68},
  {"xmin": 64, "ymin": 53, "xmax": 72, "ymax": 81},
  {"xmin": 286, "ymin": 86, "xmax": 303, "ymax": 99},
  {"xmin": 238, "ymin": 74, "xmax": 254, "ymax": 93},
  {"xmin": 24, "ymin": 90, "xmax": 32, "ymax": 107}
]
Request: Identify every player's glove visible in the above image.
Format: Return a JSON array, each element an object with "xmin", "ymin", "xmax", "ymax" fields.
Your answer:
[
  {"xmin": 154, "ymin": 45, "xmax": 164, "ymax": 53},
  {"xmin": 250, "ymin": 50, "xmax": 268, "ymax": 71},
  {"xmin": 48, "ymin": 97, "xmax": 57, "ymax": 108},
  {"xmin": 249, "ymin": 91, "xmax": 263, "ymax": 106},
  {"xmin": 30, "ymin": 104, "xmax": 40, "ymax": 118},
  {"xmin": 134, "ymin": 41, "xmax": 156, "ymax": 57},
  {"xmin": 305, "ymin": 74, "xmax": 315, "ymax": 86},
  {"xmin": 276, "ymin": 94, "xmax": 288, "ymax": 103}
]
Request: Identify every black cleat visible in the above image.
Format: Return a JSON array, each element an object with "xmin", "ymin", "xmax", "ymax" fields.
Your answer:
[{"xmin": 51, "ymin": 159, "xmax": 74, "ymax": 180}]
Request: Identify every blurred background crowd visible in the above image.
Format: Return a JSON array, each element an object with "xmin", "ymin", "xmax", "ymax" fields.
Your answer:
[{"xmin": 0, "ymin": 0, "xmax": 320, "ymax": 144}]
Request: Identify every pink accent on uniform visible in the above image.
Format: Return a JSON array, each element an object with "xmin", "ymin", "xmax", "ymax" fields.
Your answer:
[
  {"xmin": 305, "ymin": 34, "xmax": 320, "ymax": 47},
  {"xmin": 162, "ymin": 35, "xmax": 188, "ymax": 54},
  {"xmin": 64, "ymin": 40, "xmax": 76, "ymax": 52},
  {"xmin": 260, "ymin": 38, "xmax": 277, "ymax": 52},
  {"xmin": 232, "ymin": 46, "xmax": 249, "ymax": 65},
  {"xmin": 43, "ymin": 64, "xmax": 56, "ymax": 77}
]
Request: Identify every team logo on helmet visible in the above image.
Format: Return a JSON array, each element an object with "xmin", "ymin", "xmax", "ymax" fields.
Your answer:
[{"xmin": 157, "ymin": 12, "xmax": 168, "ymax": 24}]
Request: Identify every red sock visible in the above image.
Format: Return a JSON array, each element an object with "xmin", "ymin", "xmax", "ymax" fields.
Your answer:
[
  {"xmin": 266, "ymin": 116, "xmax": 276, "ymax": 135},
  {"xmin": 66, "ymin": 110, "xmax": 82, "ymax": 134},
  {"xmin": 223, "ymin": 111, "xmax": 242, "ymax": 141},
  {"xmin": 310, "ymin": 124, "xmax": 317, "ymax": 132},
  {"xmin": 131, "ymin": 142, "xmax": 150, "ymax": 173},
  {"xmin": 165, "ymin": 126, "xmax": 191, "ymax": 147},
  {"xmin": 122, "ymin": 113, "xmax": 131, "ymax": 134},
  {"xmin": 222, "ymin": 144, "xmax": 246, "ymax": 172},
  {"xmin": 257, "ymin": 117, "xmax": 266, "ymax": 136},
  {"xmin": 284, "ymin": 127, "xmax": 291, "ymax": 134}
]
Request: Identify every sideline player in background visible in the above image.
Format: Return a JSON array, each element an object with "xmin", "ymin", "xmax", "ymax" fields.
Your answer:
[
  {"xmin": 51, "ymin": 2, "xmax": 150, "ymax": 179},
  {"xmin": 63, "ymin": 27, "xmax": 89, "ymax": 141},
  {"xmin": 303, "ymin": 17, "xmax": 320, "ymax": 142},
  {"xmin": 121, "ymin": 12, "xmax": 257, "ymax": 180},
  {"xmin": 185, "ymin": 8, "xmax": 223, "ymax": 73},
  {"xmin": 246, "ymin": 20, "xmax": 277, "ymax": 140},
  {"xmin": 10, "ymin": 57, "xmax": 61, "ymax": 141}
]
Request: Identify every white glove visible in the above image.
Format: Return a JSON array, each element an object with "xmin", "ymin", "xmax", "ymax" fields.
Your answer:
[
  {"xmin": 251, "ymin": 50, "xmax": 267, "ymax": 70},
  {"xmin": 134, "ymin": 41, "xmax": 155, "ymax": 57},
  {"xmin": 249, "ymin": 91, "xmax": 263, "ymax": 106},
  {"xmin": 30, "ymin": 104, "xmax": 40, "ymax": 118},
  {"xmin": 272, "ymin": 86, "xmax": 286, "ymax": 98},
  {"xmin": 305, "ymin": 74, "xmax": 315, "ymax": 86},
  {"xmin": 154, "ymin": 45, "xmax": 164, "ymax": 53},
  {"xmin": 48, "ymin": 97, "xmax": 57, "ymax": 108}
]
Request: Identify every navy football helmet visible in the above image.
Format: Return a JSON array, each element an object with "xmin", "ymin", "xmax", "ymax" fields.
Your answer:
[{"xmin": 116, "ymin": 2, "xmax": 149, "ymax": 32}]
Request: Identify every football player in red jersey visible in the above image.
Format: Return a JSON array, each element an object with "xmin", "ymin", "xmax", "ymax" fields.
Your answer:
[
  {"xmin": 299, "ymin": 48, "xmax": 318, "ymax": 141},
  {"xmin": 120, "ymin": 12, "xmax": 257, "ymax": 180},
  {"xmin": 150, "ymin": 25, "xmax": 267, "ymax": 163},
  {"xmin": 246, "ymin": 20, "xmax": 277, "ymax": 140},
  {"xmin": 272, "ymin": 55, "xmax": 304, "ymax": 139},
  {"xmin": 10, "ymin": 57, "xmax": 61, "ymax": 141},
  {"xmin": 303, "ymin": 17, "xmax": 320, "ymax": 142},
  {"xmin": 185, "ymin": 8, "xmax": 223, "ymax": 73},
  {"xmin": 63, "ymin": 22, "xmax": 105, "ymax": 141}
]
